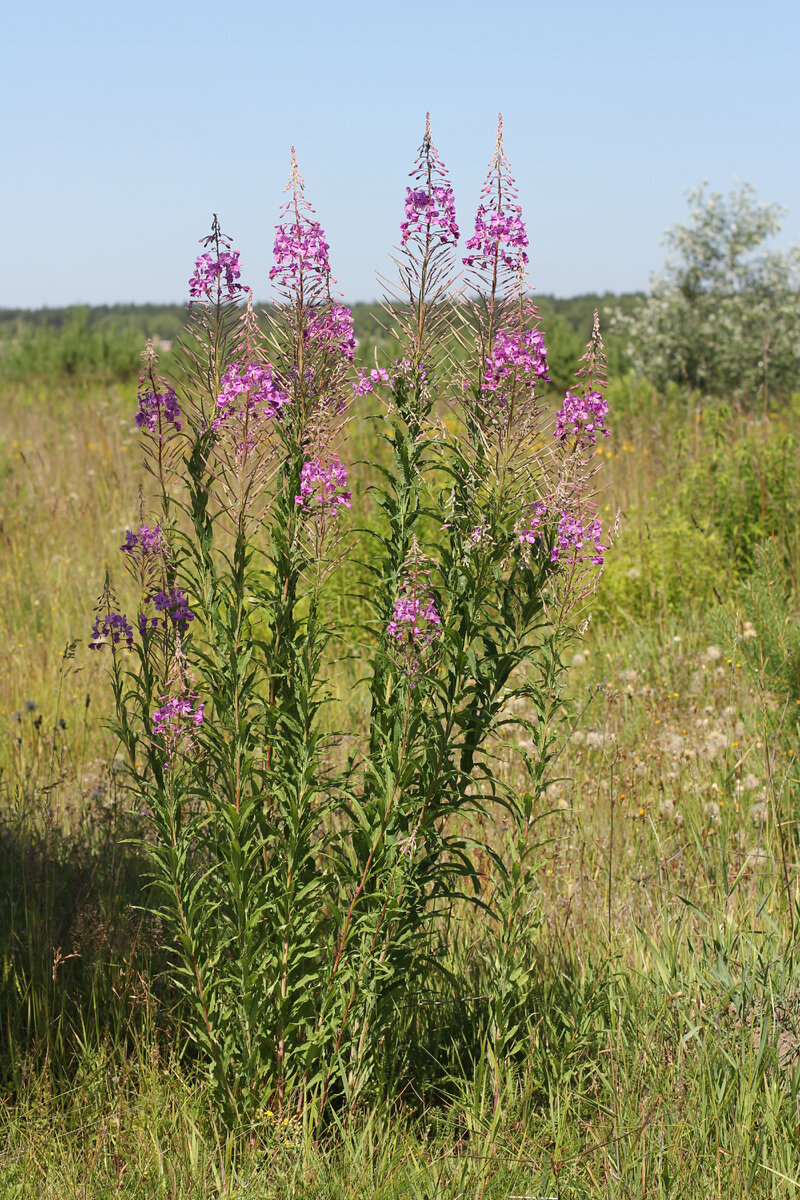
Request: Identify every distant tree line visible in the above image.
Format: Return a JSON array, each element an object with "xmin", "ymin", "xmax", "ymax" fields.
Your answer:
[{"xmin": 0, "ymin": 295, "xmax": 642, "ymax": 388}]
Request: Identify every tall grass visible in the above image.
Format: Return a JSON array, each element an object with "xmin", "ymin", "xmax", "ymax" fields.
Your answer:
[{"xmin": 2, "ymin": 365, "xmax": 800, "ymax": 1192}]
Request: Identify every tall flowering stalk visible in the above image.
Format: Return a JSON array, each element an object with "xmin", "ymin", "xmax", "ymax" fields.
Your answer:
[{"xmin": 91, "ymin": 119, "xmax": 612, "ymax": 1127}]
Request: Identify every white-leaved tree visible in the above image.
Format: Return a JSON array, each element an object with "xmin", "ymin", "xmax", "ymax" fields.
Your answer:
[{"xmin": 615, "ymin": 182, "xmax": 800, "ymax": 405}]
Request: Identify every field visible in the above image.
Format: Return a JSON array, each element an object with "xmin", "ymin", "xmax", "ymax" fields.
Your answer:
[{"xmin": 1, "ymin": 336, "xmax": 800, "ymax": 1196}]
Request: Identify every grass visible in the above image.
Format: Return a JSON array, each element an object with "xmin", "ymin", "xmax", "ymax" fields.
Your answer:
[{"xmin": 1, "ymin": 370, "xmax": 800, "ymax": 1196}]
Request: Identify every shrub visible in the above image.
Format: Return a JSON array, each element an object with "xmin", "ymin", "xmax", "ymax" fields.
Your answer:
[{"xmin": 615, "ymin": 182, "xmax": 800, "ymax": 404}]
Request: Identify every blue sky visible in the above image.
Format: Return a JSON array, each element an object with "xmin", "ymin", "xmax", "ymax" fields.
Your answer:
[{"xmin": 3, "ymin": 0, "xmax": 798, "ymax": 306}]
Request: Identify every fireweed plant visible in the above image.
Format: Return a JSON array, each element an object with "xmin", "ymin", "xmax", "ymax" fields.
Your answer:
[{"xmin": 90, "ymin": 117, "xmax": 612, "ymax": 1126}]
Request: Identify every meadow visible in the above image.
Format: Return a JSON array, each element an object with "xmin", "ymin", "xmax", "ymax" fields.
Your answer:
[
  {"xmin": 1, "ymin": 160, "xmax": 800, "ymax": 1195},
  {"xmin": 2, "ymin": 356, "xmax": 799, "ymax": 1197}
]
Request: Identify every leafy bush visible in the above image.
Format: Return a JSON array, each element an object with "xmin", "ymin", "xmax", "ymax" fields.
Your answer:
[{"xmin": 615, "ymin": 182, "xmax": 800, "ymax": 404}]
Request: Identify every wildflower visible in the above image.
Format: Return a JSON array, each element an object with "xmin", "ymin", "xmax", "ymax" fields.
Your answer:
[
  {"xmin": 270, "ymin": 151, "xmax": 331, "ymax": 290},
  {"xmin": 213, "ymin": 361, "xmax": 290, "ymax": 431},
  {"xmin": 463, "ymin": 117, "xmax": 528, "ymax": 277},
  {"xmin": 138, "ymin": 613, "xmax": 160, "ymax": 637},
  {"xmin": 387, "ymin": 592, "xmax": 441, "ymax": 647},
  {"xmin": 518, "ymin": 500, "xmax": 549, "ymax": 547},
  {"xmin": 89, "ymin": 610, "xmax": 134, "ymax": 650},
  {"xmin": 401, "ymin": 185, "xmax": 459, "ymax": 247},
  {"xmin": 468, "ymin": 520, "xmax": 489, "ymax": 546},
  {"xmin": 353, "ymin": 366, "xmax": 391, "ymax": 396},
  {"xmin": 463, "ymin": 208, "xmax": 529, "ymax": 273},
  {"xmin": 271, "ymin": 220, "xmax": 330, "ymax": 286},
  {"xmin": 189, "ymin": 249, "xmax": 245, "ymax": 304},
  {"xmin": 135, "ymin": 385, "xmax": 182, "ymax": 434},
  {"xmin": 554, "ymin": 389, "xmax": 610, "ymax": 448},
  {"xmin": 387, "ymin": 541, "xmax": 442, "ymax": 680},
  {"xmin": 121, "ymin": 525, "xmax": 164, "ymax": 558},
  {"xmin": 550, "ymin": 509, "xmax": 606, "ymax": 567},
  {"xmin": 295, "ymin": 455, "xmax": 352, "ymax": 515},
  {"xmin": 150, "ymin": 588, "xmax": 195, "ymax": 630},
  {"xmin": 400, "ymin": 114, "xmax": 459, "ymax": 249},
  {"xmin": 152, "ymin": 695, "xmax": 205, "ymax": 768},
  {"xmin": 481, "ymin": 327, "xmax": 549, "ymax": 402},
  {"xmin": 24, "ymin": 700, "xmax": 38, "ymax": 712},
  {"xmin": 305, "ymin": 305, "xmax": 356, "ymax": 361}
]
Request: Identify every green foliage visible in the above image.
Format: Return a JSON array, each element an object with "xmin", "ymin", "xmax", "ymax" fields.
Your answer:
[
  {"xmin": 731, "ymin": 541, "xmax": 800, "ymax": 735},
  {"xmin": 616, "ymin": 182, "xmax": 800, "ymax": 402},
  {"xmin": 599, "ymin": 389, "xmax": 800, "ymax": 621},
  {"xmin": 0, "ymin": 307, "xmax": 157, "ymax": 382},
  {"xmin": 600, "ymin": 509, "xmax": 725, "ymax": 623}
]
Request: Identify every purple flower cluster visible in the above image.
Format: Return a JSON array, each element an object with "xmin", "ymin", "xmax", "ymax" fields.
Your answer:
[
  {"xmin": 387, "ymin": 571, "xmax": 442, "ymax": 681},
  {"xmin": 89, "ymin": 610, "xmax": 134, "ymax": 651},
  {"xmin": 463, "ymin": 121, "xmax": 529, "ymax": 276},
  {"xmin": 152, "ymin": 694, "xmax": 205, "ymax": 768},
  {"xmin": 518, "ymin": 501, "xmax": 606, "ymax": 567},
  {"xmin": 305, "ymin": 304, "xmax": 356, "ymax": 361},
  {"xmin": 481, "ymin": 328, "xmax": 549, "ymax": 400},
  {"xmin": 121, "ymin": 525, "xmax": 164, "ymax": 558},
  {"xmin": 554, "ymin": 390, "xmax": 610, "ymax": 448},
  {"xmin": 136, "ymin": 385, "xmax": 182, "ymax": 434},
  {"xmin": 387, "ymin": 592, "xmax": 441, "ymax": 644},
  {"xmin": 295, "ymin": 455, "xmax": 352, "ymax": 515},
  {"xmin": 270, "ymin": 219, "xmax": 330, "ymax": 287},
  {"xmin": 463, "ymin": 209, "xmax": 529, "ymax": 273},
  {"xmin": 153, "ymin": 696, "xmax": 205, "ymax": 733},
  {"xmin": 551, "ymin": 512, "xmax": 606, "ymax": 567},
  {"xmin": 151, "ymin": 588, "xmax": 195, "ymax": 629},
  {"xmin": 353, "ymin": 357, "xmax": 433, "ymax": 397},
  {"xmin": 401, "ymin": 185, "xmax": 459, "ymax": 247},
  {"xmin": 517, "ymin": 501, "xmax": 549, "ymax": 547},
  {"xmin": 401, "ymin": 116, "xmax": 459, "ymax": 252},
  {"xmin": 213, "ymin": 361, "xmax": 290, "ymax": 432},
  {"xmin": 189, "ymin": 249, "xmax": 246, "ymax": 305},
  {"xmin": 353, "ymin": 366, "xmax": 391, "ymax": 396}
]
